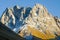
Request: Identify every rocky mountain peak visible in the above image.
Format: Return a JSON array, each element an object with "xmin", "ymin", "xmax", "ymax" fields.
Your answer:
[{"xmin": 1, "ymin": 4, "xmax": 60, "ymax": 40}]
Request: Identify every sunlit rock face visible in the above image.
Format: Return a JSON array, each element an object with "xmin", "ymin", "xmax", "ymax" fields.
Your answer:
[{"xmin": 1, "ymin": 4, "xmax": 60, "ymax": 40}]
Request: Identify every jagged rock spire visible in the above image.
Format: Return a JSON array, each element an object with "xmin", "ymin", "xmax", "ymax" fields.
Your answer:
[{"xmin": 1, "ymin": 4, "xmax": 60, "ymax": 39}]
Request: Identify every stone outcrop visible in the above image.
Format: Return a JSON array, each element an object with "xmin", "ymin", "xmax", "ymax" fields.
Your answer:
[{"xmin": 1, "ymin": 4, "xmax": 60, "ymax": 40}]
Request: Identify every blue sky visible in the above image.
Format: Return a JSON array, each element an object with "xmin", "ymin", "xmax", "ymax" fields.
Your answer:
[{"xmin": 0, "ymin": 0, "xmax": 60, "ymax": 17}]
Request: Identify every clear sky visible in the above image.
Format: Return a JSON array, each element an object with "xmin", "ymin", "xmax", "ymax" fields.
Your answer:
[{"xmin": 0, "ymin": 0, "xmax": 60, "ymax": 18}]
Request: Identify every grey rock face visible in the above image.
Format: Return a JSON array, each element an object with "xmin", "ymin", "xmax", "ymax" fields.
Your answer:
[{"xmin": 1, "ymin": 4, "xmax": 60, "ymax": 39}]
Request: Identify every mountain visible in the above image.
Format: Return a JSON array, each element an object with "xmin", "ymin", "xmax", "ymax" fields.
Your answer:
[
  {"xmin": 1, "ymin": 4, "xmax": 60, "ymax": 40},
  {"xmin": 0, "ymin": 22, "xmax": 25, "ymax": 40}
]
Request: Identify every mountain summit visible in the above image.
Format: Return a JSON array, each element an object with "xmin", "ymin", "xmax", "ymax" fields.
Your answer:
[{"xmin": 1, "ymin": 4, "xmax": 60, "ymax": 40}]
